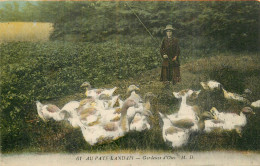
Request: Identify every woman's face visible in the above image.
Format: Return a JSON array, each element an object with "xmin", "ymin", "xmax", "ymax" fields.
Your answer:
[{"xmin": 166, "ymin": 30, "xmax": 172, "ymax": 38}]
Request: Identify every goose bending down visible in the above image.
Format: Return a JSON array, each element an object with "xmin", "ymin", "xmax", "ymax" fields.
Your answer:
[
  {"xmin": 36, "ymin": 101, "xmax": 64, "ymax": 121},
  {"xmin": 200, "ymin": 80, "xmax": 222, "ymax": 90},
  {"xmin": 222, "ymin": 88, "xmax": 249, "ymax": 103},
  {"xmin": 167, "ymin": 111, "xmax": 216, "ymax": 133},
  {"xmin": 251, "ymin": 100, "xmax": 260, "ymax": 108},
  {"xmin": 76, "ymin": 99, "xmax": 140, "ymax": 145},
  {"xmin": 205, "ymin": 107, "xmax": 255, "ymax": 136}
]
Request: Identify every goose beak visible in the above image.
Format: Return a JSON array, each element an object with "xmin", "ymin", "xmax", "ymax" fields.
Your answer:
[
  {"xmin": 80, "ymin": 84, "xmax": 86, "ymax": 88},
  {"xmin": 235, "ymin": 128, "xmax": 242, "ymax": 137},
  {"xmin": 237, "ymin": 130, "xmax": 242, "ymax": 137},
  {"xmin": 173, "ymin": 92, "xmax": 180, "ymax": 98},
  {"xmin": 210, "ymin": 107, "xmax": 217, "ymax": 114}
]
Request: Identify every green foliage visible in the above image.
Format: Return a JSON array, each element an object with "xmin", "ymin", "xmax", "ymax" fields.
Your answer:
[
  {"xmin": 1, "ymin": 1, "xmax": 258, "ymax": 51},
  {"xmin": 0, "ymin": 1, "xmax": 259, "ymax": 153},
  {"xmin": 0, "ymin": 41, "xmax": 160, "ymax": 152},
  {"xmin": 197, "ymin": 1, "xmax": 259, "ymax": 51}
]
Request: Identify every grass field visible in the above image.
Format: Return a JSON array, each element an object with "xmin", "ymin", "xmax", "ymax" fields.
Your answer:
[
  {"xmin": 33, "ymin": 52, "xmax": 260, "ymax": 153},
  {"xmin": 0, "ymin": 40, "xmax": 259, "ymax": 153}
]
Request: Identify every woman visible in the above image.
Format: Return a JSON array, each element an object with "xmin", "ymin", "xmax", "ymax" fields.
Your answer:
[{"xmin": 160, "ymin": 25, "xmax": 181, "ymax": 85}]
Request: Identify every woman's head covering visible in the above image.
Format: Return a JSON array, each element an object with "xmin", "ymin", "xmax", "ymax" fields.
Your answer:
[{"xmin": 164, "ymin": 25, "xmax": 175, "ymax": 32}]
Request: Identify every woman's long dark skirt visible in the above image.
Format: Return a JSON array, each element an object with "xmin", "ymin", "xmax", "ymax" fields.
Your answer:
[{"xmin": 160, "ymin": 65, "xmax": 181, "ymax": 85}]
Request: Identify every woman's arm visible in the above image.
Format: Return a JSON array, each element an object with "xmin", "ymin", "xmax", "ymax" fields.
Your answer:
[
  {"xmin": 160, "ymin": 38, "xmax": 168, "ymax": 59},
  {"xmin": 172, "ymin": 39, "xmax": 180, "ymax": 62}
]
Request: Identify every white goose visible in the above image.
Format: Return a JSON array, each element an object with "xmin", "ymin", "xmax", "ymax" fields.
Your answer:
[
  {"xmin": 130, "ymin": 92, "xmax": 155, "ymax": 132},
  {"xmin": 80, "ymin": 82, "xmax": 118, "ymax": 99},
  {"xmin": 36, "ymin": 101, "xmax": 64, "ymax": 121},
  {"xmin": 174, "ymin": 90, "xmax": 198, "ymax": 121},
  {"xmin": 104, "ymin": 95, "xmax": 120, "ymax": 109},
  {"xmin": 80, "ymin": 81, "xmax": 103, "ymax": 99},
  {"xmin": 76, "ymin": 99, "xmax": 139, "ymax": 145},
  {"xmin": 126, "ymin": 85, "xmax": 142, "ymax": 103},
  {"xmin": 205, "ymin": 107, "xmax": 255, "ymax": 136},
  {"xmin": 222, "ymin": 88, "xmax": 249, "ymax": 103},
  {"xmin": 130, "ymin": 113, "xmax": 151, "ymax": 132},
  {"xmin": 60, "ymin": 101, "xmax": 81, "ymax": 128},
  {"xmin": 99, "ymin": 87, "xmax": 118, "ymax": 99},
  {"xmin": 79, "ymin": 108, "xmax": 100, "ymax": 126},
  {"xmin": 77, "ymin": 95, "xmax": 120, "ymax": 127},
  {"xmin": 173, "ymin": 89, "xmax": 201, "ymax": 99},
  {"xmin": 251, "ymin": 100, "xmax": 260, "ymax": 108},
  {"xmin": 159, "ymin": 112, "xmax": 190, "ymax": 148},
  {"xmin": 200, "ymin": 80, "xmax": 222, "ymax": 90},
  {"xmin": 126, "ymin": 85, "xmax": 140, "ymax": 94}
]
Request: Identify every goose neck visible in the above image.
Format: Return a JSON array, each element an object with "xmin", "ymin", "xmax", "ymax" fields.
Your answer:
[
  {"xmin": 36, "ymin": 103, "xmax": 42, "ymax": 111},
  {"xmin": 240, "ymin": 112, "xmax": 246, "ymax": 119},
  {"xmin": 119, "ymin": 103, "xmax": 132, "ymax": 133},
  {"xmin": 180, "ymin": 96, "xmax": 187, "ymax": 108}
]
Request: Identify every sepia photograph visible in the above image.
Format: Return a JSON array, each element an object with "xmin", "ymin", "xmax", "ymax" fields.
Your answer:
[{"xmin": 0, "ymin": 0, "xmax": 259, "ymax": 165}]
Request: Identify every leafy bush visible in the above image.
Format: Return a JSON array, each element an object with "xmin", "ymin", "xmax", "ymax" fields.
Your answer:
[{"xmin": 0, "ymin": 41, "xmax": 160, "ymax": 152}]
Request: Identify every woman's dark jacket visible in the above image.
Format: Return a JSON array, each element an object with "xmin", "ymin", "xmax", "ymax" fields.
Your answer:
[{"xmin": 160, "ymin": 37, "xmax": 180, "ymax": 67}]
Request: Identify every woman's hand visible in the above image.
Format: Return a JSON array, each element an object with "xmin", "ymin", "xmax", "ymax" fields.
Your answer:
[
  {"xmin": 172, "ymin": 56, "xmax": 177, "ymax": 61},
  {"xmin": 163, "ymin": 55, "xmax": 168, "ymax": 59}
]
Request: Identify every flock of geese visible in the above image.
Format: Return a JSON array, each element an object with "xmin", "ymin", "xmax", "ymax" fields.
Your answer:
[
  {"xmin": 36, "ymin": 83, "xmax": 154, "ymax": 145},
  {"xmin": 36, "ymin": 80, "xmax": 259, "ymax": 148}
]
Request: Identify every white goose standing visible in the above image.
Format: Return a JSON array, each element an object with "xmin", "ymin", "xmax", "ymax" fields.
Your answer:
[{"xmin": 173, "ymin": 90, "xmax": 198, "ymax": 120}]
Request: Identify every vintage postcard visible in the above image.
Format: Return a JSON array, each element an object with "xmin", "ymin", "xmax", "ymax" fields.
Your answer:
[{"xmin": 0, "ymin": 0, "xmax": 259, "ymax": 165}]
